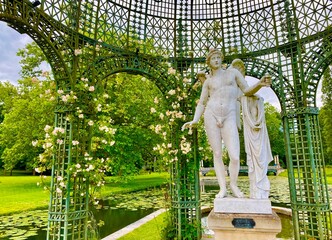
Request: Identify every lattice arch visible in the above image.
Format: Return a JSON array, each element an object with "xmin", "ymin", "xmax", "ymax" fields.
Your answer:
[
  {"xmin": 0, "ymin": 15, "xmax": 71, "ymax": 87},
  {"xmin": 242, "ymin": 58, "xmax": 293, "ymax": 108},
  {"xmin": 92, "ymin": 54, "xmax": 177, "ymax": 94},
  {"xmin": 304, "ymin": 43, "xmax": 332, "ymax": 107}
]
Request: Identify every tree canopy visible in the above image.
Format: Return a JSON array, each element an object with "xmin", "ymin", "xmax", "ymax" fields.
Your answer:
[
  {"xmin": 0, "ymin": 42, "xmax": 169, "ymax": 177},
  {"xmin": 319, "ymin": 66, "xmax": 332, "ymax": 165}
]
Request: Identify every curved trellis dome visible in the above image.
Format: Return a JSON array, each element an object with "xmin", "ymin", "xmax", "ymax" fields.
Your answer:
[
  {"xmin": 41, "ymin": 0, "xmax": 332, "ymax": 56},
  {"xmin": 40, "ymin": 0, "xmax": 332, "ymax": 108}
]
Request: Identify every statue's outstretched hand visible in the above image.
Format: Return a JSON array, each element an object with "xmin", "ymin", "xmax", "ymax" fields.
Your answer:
[
  {"xmin": 181, "ymin": 121, "xmax": 197, "ymax": 131},
  {"xmin": 260, "ymin": 74, "xmax": 272, "ymax": 87}
]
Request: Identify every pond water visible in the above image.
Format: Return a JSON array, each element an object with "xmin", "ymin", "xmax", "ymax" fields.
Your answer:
[
  {"xmin": 0, "ymin": 177, "xmax": 303, "ymax": 240},
  {"xmin": 0, "ymin": 188, "xmax": 165, "ymax": 240},
  {"xmin": 200, "ymin": 176, "xmax": 292, "ymax": 209},
  {"xmin": 93, "ymin": 204, "xmax": 155, "ymax": 238},
  {"xmin": 0, "ymin": 208, "xmax": 155, "ymax": 240}
]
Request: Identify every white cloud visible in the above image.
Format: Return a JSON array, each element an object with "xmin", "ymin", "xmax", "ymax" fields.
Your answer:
[
  {"xmin": 246, "ymin": 76, "xmax": 323, "ymax": 111},
  {"xmin": 316, "ymin": 80, "xmax": 323, "ymax": 108},
  {"xmin": 0, "ymin": 21, "xmax": 33, "ymax": 85},
  {"xmin": 246, "ymin": 76, "xmax": 281, "ymax": 111}
]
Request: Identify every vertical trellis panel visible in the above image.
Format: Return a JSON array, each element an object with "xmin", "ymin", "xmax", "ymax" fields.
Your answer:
[
  {"xmin": 283, "ymin": 109, "xmax": 331, "ymax": 239},
  {"xmin": 170, "ymin": 128, "xmax": 201, "ymax": 239},
  {"xmin": 47, "ymin": 110, "xmax": 91, "ymax": 240}
]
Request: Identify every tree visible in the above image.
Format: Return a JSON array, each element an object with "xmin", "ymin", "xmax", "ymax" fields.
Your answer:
[
  {"xmin": 1, "ymin": 41, "xmax": 169, "ymax": 176},
  {"xmin": 263, "ymin": 103, "xmax": 285, "ymax": 166},
  {"xmin": 319, "ymin": 66, "xmax": 332, "ymax": 165},
  {"xmin": 16, "ymin": 42, "xmax": 47, "ymax": 77},
  {"xmin": 0, "ymin": 82, "xmax": 18, "ymax": 169},
  {"xmin": 0, "ymin": 42, "xmax": 55, "ymax": 175},
  {"xmin": 100, "ymin": 73, "xmax": 169, "ymax": 177},
  {"xmin": 0, "ymin": 78, "xmax": 56, "ymax": 174}
]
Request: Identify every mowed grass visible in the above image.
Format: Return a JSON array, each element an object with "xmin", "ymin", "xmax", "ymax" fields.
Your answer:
[
  {"xmin": 0, "ymin": 176, "xmax": 50, "ymax": 215},
  {"xmin": 0, "ymin": 172, "xmax": 169, "ymax": 216},
  {"xmin": 118, "ymin": 211, "xmax": 167, "ymax": 240},
  {"xmin": 325, "ymin": 166, "xmax": 332, "ymax": 185},
  {"xmin": 278, "ymin": 166, "xmax": 332, "ymax": 184},
  {"xmin": 101, "ymin": 172, "xmax": 169, "ymax": 197}
]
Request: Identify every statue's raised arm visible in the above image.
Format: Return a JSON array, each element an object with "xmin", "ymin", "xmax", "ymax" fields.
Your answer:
[
  {"xmin": 182, "ymin": 50, "xmax": 273, "ymax": 199},
  {"xmin": 229, "ymin": 58, "xmax": 272, "ymax": 96}
]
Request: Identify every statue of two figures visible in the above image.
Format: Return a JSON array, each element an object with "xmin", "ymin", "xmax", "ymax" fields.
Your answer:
[{"xmin": 182, "ymin": 49, "xmax": 273, "ymax": 200}]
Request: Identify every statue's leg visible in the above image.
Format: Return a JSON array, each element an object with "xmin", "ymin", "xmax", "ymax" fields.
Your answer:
[
  {"xmin": 214, "ymin": 149, "xmax": 227, "ymax": 198},
  {"xmin": 222, "ymin": 117, "xmax": 244, "ymax": 198},
  {"xmin": 204, "ymin": 112, "xmax": 227, "ymax": 198}
]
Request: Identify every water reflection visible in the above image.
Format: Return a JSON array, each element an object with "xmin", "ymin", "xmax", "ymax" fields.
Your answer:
[{"xmin": 92, "ymin": 203, "xmax": 155, "ymax": 238}]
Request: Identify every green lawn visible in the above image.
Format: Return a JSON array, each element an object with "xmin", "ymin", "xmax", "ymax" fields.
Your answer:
[
  {"xmin": 0, "ymin": 176, "xmax": 50, "ymax": 215},
  {"xmin": 118, "ymin": 212, "xmax": 167, "ymax": 240},
  {"xmin": 0, "ymin": 172, "xmax": 169, "ymax": 216},
  {"xmin": 1, "ymin": 168, "xmax": 331, "ymax": 239},
  {"xmin": 101, "ymin": 172, "xmax": 169, "ymax": 197},
  {"xmin": 278, "ymin": 166, "xmax": 332, "ymax": 184},
  {"xmin": 326, "ymin": 166, "xmax": 332, "ymax": 185}
]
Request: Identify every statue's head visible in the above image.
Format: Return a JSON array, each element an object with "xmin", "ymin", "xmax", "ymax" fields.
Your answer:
[
  {"xmin": 231, "ymin": 59, "xmax": 245, "ymax": 76},
  {"xmin": 206, "ymin": 48, "xmax": 224, "ymax": 68}
]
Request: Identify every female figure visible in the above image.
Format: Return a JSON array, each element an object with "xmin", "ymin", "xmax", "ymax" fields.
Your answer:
[{"xmin": 242, "ymin": 95, "xmax": 273, "ymax": 199}]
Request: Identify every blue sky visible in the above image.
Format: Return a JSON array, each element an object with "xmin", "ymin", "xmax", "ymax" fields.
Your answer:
[
  {"xmin": 0, "ymin": 21, "xmax": 33, "ymax": 85},
  {"xmin": 0, "ymin": 21, "xmax": 322, "ymax": 109}
]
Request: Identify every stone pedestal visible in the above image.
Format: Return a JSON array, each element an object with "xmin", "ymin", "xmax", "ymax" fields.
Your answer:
[
  {"xmin": 214, "ymin": 197, "xmax": 272, "ymax": 214},
  {"xmin": 207, "ymin": 198, "xmax": 281, "ymax": 240}
]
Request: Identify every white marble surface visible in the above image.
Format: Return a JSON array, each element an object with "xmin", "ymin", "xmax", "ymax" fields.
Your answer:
[
  {"xmin": 214, "ymin": 197, "xmax": 272, "ymax": 214},
  {"xmin": 182, "ymin": 52, "xmax": 272, "ymax": 199}
]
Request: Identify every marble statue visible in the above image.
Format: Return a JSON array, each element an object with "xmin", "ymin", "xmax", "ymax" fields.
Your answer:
[
  {"xmin": 242, "ymin": 95, "xmax": 273, "ymax": 199},
  {"xmin": 182, "ymin": 49, "xmax": 272, "ymax": 198}
]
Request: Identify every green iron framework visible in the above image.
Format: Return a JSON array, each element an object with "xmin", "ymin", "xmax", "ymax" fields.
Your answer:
[{"xmin": 0, "ymin": 0, "xmax": 331, "ymax": 239}]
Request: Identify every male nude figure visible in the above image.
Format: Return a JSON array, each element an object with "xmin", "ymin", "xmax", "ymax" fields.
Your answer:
[{"xmin": 182, "ymin": 49, "xmax": 271, "ymax": 198}]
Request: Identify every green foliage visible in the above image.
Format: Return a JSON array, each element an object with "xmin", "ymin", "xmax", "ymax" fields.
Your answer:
[
  {"xmin": 98, "ymin": 73, "xmax": 169, "ymax": 178},
  {"xmin": 1, "ymin": 42, "xmax": 171, "ymax": 178},
  {"xmin": 319, "ymin": 66, "xmax": 332, "ymax": 165},
  {"xmin": 264, "ymin": 102, "xmax": 286, "ymax": 165},
  {"xmin": 0, "ymin": 81, "xmax": 18, "ymax": 114},
  {"xmin": 0, "ymin": 42, "xmax": 55, "ymax": 174},
  {"xmin": 161, "ymin": 211, "xmax": 177, "ymax": 240},
  {"xmin": 16, "ymin": 42, "xmax": 47, "ymax": 77},
  {"xmin": 161, "ymin": 209, "xmax": 201, "ymax": 240},
  {"xmin": 0, "ymin": 78, "xmax": 55, "ymax": 173}
]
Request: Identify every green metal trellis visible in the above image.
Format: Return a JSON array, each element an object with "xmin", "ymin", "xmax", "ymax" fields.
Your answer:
[{"xmin": 0, "ymin": 0, "xmax": 331, "ymax": 239}]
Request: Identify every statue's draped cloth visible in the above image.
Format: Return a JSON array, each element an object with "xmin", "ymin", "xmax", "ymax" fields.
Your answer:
[{"xmin": 241, "ymin": 96, "xmax": 273, "ymax": 199}]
